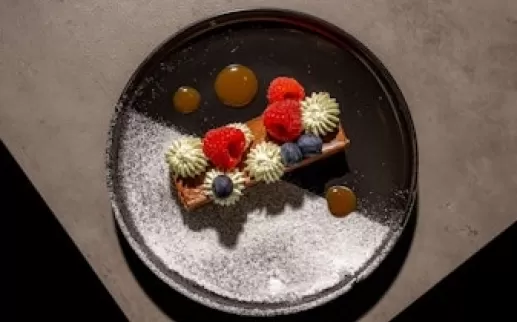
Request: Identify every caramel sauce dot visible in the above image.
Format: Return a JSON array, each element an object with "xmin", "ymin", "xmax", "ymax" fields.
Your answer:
[
  {"xmin": 214, "ymin": 64, "xmax": 258, "ymax": 108},
  {"xmin": 173, "ymin": 86, "xmax": 201, "ymax": 114},
  {"xmin": 326, "ymin": 186, "xmax": 357, "ymax": 217}
]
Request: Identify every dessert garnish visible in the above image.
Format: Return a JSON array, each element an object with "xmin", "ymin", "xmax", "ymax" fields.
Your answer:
[
  {"xmin": 263, "ymin": 100, "xmax": 303, "ymax": 143},
  {"xmin": 166, "ymin": 74, "xmax": 350, "ymax": 211},
  {"xmin": 227, "ymin": 122, "xmax": 254, "ymax": 148},
  {"xmin": 172, "ymin": 115, "xmax": 348, "ymax": 210},
  {"xmin": 203, "ymin": 169, "xmax": 246, "ymax": 206},
  {"xmin": 202, "ymin": 127, "xmax": 246, "ymax": 170},
  {"xmin": 297, "ymin": 134, "xmax": 323, "ymax": 157},
  {"xmin": 267, "ymin": 77, "xmax": 305, "ymax": 103},
  {"xmin": 301, "ymin": 92, "xmax": 340, "ymax": 137},
  {"xmin": 214, "ymin": 64, "xmax": 258, "ymax": 107},
  {"xmin": 173, "ymin": 86, "xmax": 201, "ymax": 114},
  {"xmin": 326, "ymin": 186, "xmax": 357, "ymax": 217},
  {"xmin": 165, "ymin": 136, "xmax": 208, "ymax": 178},
  {"xmin": 245, "ymin": 142, "xmax": 285, "ymax": 183},
  {"xmin": 280, "ymin": 142, "xmax": 303, "ymax": 166}
]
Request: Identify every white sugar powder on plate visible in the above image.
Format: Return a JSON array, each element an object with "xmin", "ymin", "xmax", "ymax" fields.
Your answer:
[{"xmin": 117, "ymin": 109, "xmax": 391, "ymax": 303}]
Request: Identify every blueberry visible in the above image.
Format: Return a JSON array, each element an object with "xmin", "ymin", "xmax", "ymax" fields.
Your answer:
[
  {"xmin": 280, "ymin": 143, "xmax": 303, "ymax": 166},
  {"xmin": 212, "ymin": 175, "xmax": 233, "ymax": 198},
  {"xmin": 297, "ymin": 134, "xmax": 323, "ymax": 156}
]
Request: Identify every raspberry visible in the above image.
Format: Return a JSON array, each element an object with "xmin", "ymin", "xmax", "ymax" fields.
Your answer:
[
  {"xmin": 202, "ymin": 127, "xmax": 246, "ymax": 170},
  {"xmin": 267, "ymin": 77, "xmax": 305, "ymax": 103},
  {"xmin": 263, "ymin": 100, "xmax": 303, "ymax": 143}
]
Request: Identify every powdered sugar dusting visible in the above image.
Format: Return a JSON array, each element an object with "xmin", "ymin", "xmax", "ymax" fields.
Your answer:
[{"xmin": 116, "ymin": 109, "xmax": 392, "ymax": 303}]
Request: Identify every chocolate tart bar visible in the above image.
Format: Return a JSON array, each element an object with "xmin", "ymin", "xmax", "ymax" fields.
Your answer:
[{"xmin": 174, "ymin": 116, "xmax": 350, "ymax": 211}]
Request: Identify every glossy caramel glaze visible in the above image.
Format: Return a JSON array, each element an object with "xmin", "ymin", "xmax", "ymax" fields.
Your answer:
[
  {"xmin": 173, "ymin": 86, "xmax": 201, "ymax": 113},
  {"xmin": 214, "ymin": 64, "xmax": 258, "ymax": 107},
  {"xmin": 326, "ymin": 186, "xmax": 357, "ymax": 217}
]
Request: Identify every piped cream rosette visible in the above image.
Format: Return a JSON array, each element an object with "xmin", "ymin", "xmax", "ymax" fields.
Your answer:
[
  {"xmin": 245, "ymin": 141, "xmax": 285, "ymax": 183},
  {"xmin": 165, "ymin": 136, "xmax": 208, "ymax": 178},
  {"xmin": 301, "ymin": 92, "xmax": 340, "ymax": 137},
  {"xmin": 203, "ymin": 169, "xmax": 246, "ymax": 206}
]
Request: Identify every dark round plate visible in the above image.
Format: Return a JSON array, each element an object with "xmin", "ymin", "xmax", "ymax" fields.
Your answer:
[{"xmin": 107, "ymin": 9, "xmax": 418, "ymax": 316}]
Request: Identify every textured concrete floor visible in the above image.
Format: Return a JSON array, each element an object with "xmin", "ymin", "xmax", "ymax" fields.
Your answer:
[{"xmin": 1, "ymin": 0, "xmax": 516, "ymax": 321}]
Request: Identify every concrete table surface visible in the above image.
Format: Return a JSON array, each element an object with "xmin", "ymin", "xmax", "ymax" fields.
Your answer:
[{"xmin": 1, "ymin": 0, "xmax": 516, "ymax": 321}]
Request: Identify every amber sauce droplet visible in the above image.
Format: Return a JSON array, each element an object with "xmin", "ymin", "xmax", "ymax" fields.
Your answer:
[
  {"xmin": 326, "ymin": 186, "xmax": 357, "ymax": 217},
  {"xmin": 173, "ymin": 86, "xmax": 201, "ymax": 114},
  {"xmin": 214, "ymin": 64, "xmax": 258, "ymax": 107}
]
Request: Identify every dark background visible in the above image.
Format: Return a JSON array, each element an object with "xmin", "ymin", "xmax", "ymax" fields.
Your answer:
[{"xmin": 6, "ymin": 138, "xmax": 516, "ymax": 322}]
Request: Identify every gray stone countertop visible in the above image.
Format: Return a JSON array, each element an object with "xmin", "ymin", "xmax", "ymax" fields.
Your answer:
[{"xmin": 1, "ymin": 0, "xmax": 516, "ymax": 321}]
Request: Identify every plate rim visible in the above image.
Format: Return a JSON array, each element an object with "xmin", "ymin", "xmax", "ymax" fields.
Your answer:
[{"xmin": 106, "ymin": 8, "xmax": 419, "ymax": 316}]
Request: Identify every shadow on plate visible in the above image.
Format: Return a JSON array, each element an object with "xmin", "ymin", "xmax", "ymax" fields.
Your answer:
[
  {"xmin": 174, "ymin": 181, "xmax": 307, "ymax": 249},
  {"xmin": 115, "ymin": 197, "xmax": 418, "ymax": 322},
  {"xmin": 169, "ymin": 157, "xmax": 347, "ymax": 249}
]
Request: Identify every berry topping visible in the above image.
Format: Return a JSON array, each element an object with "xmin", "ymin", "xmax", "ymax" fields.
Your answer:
[
  {"xmin": 212, "ymin": 175, "xmax": 234, "ymax": 198},
  {"xmin": 202, "ymin": 127, "xmax": 246, "ymax": 170},
  {"xmin": 280, "ymin": 143, "xmax": 303, "ymax": 166},
  {"xmin": 227, "ymin": 122, "xmax": 254, "ymax": 148},
  {"xmin": 165, "ymin": 136, "xmax": 208, "ymax": 178},
  {"xmin": 267, "ymin": 77, "xmax": 305, "ymax": 103},
  {"xmin": 301, "ymin": 92, "xmax": 340, "ymax": 137},
  {"xmin": 203, "ymin": 169, "xmax": 245, "ymax": 206},
  {"xmin": 263, "ymin": 100, "xmax": 303, "ymax": 143},
  {"xmin": 297, "ymin": 134, "xmax": 323, "ymax": 156}
]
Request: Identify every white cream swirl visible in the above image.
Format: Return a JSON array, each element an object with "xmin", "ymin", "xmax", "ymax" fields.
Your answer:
[
  {"xmin": 203, "ymin": 169, "xmax": 246, "ymax": 206},
  {"xmin": 245, "ymin": 142, "xmax": 284, "ymax": 183},
  {"xmin": 165, "ymin": 136, "xmax": 208, "ymax": 178},
  {"xmin": 301, "ymin": 92, "xmax": 340, "ymax": 137}
]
